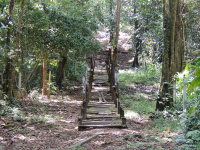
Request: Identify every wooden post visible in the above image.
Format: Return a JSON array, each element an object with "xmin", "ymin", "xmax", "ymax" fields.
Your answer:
[
  {"xmin": 108, "ymin": 49, "xmax": 111, "ymax": 82},
  {"xmin": 42, "ymin": 57, "xmax": 47, "ymax": 96},
  {"xmin": 183, "ymin": 75, "xmax": 187, "ymax": 111},
  {"xmin": 112, "ymin": 86, "xmax": 117, "ymax": 107},
  {"xmin": 120, "ymin": 107, "xmax": 124, "ymax": 118},
  {"xmin": 89, "ymin": 75, "xmax": 92, "ymax": 94},
  {"xmin": 48, "ymin": 71, "xmax": 51, "ymax": 99},
  {"xmin": 86, "ymin": 85, "xmax": 89, "ymax": 107},
  {"xmin": 82, "ymin": 75, "xmax": 86, "ymax": 94},
  {"xmin": 110, "ymin": 63, "xmax": 114, "ymax": 94},
  {"xmin": 82, "ymin": 101, "xmax": 86, "ymax": 108},
  {"xmin": 121, "ymin": 117, "xmax": 126, "ymax": 126},
  {"xmin": 81, "ymin": 107, "xmax": 85, "ymax": 119},
  {"xmin": 78, "ymin": 116, "xmax": 82, "ymax": 125},
  {"xmin": 117, "ymin": 99, "xmax": 120, "ymax": 114}
]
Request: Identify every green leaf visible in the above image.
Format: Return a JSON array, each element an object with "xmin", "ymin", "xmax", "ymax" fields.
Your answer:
[
  {"xmin": 194, "ymin": 137, "xmax": 200, "ymax": 141},
  {"xmin": 189, "ymin": 106, "xmax": 195, "ymax": 114},
  {"xmin": 188, "ymin": 76, "xmax": 200, "ymax": 91},
  {"xmin": 185, "ymin": 63, "xmax": 190, "ymax": 76}
]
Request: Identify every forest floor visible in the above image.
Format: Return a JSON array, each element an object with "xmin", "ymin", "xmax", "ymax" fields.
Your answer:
[{"xmin": 0, "ymin": 31, "xmax": 183, "ymax": 150}]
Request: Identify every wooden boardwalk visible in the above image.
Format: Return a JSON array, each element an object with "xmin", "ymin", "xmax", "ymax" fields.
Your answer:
[{"xmin": 78, "ymin": 52, "xmax": 127, "ymax": 131}]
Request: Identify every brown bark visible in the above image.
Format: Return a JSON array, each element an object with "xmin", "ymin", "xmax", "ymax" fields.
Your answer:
[
  {"xmin": 109, "ymin": 0, "xmax": 114, "ymax": 43},
  {"xmin": 3, "ymin": 0, "xmax": 15, "ymax": 100},
  {"xmin": 43, "ymin": 55, "xmax": 47, "ymax": 96},
  {"xmin": 132, "ymin": 7, "xmax": 140, "ymax": 68},
  {"xmin": 56, "ymin": 56, "xmax": 67, "ymax": 89},
  {"xmin": 156, "ymin": 0, "xmax": 185, "ymax": 111},
  {"xmin": 113, "ymin": 0, "xmax": 121, "ymax": 69}
]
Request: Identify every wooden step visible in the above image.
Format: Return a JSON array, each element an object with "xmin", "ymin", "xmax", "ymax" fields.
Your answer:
[
  {"xmin": 81, "ymin": 120, "xmax": 122, "ymax": 125},
  {"xmin": 86, "ymin": 114, "xmax": 120, "ymax": 119}
]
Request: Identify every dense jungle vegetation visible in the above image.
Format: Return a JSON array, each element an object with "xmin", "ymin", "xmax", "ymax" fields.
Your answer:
[{"xmin": 0, "ymin": 0, "xmax": 200, "ymax": 149}]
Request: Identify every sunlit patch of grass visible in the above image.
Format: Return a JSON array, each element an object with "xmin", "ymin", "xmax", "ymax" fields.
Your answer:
[
  {"xmin": 125, "ymin": 110, "xmax": 140, "ymax": 118},
  {"xmin": 121, "ymin": 93, "xmax": 156, "ymax": 119},
  {"xmin": 28, "ymin": 114, "xmax": 59, "ymax": 124},
  {"xmin": 147, "ymin": 117, "xmax": 180, "ymax": 132},
  {"xmin": 120, "ymin": 93, "xmax": 149, "ymax": 101},
  {"xmin": 122, "ymin": 100, "xmax": 156, "ymax": 119},
  {"xmin": 119, "ymin": 68, "xmax": 158, "ymax": 87}
]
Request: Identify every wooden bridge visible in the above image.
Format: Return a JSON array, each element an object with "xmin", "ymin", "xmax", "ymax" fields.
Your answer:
[{"xmin": 78, "ymin": 50, "xmax": 127, "ymax": 131}]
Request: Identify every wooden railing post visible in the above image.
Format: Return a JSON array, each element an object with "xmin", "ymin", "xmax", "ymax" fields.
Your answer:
[
  {"xmin": 81, "ymin": 107, "xmax": 86, "ymax": 119},
  {"xmin": 117, "ymin": 99, "xmax": 120, "ymax": 114},
  {"xmin": 78, "ymin": 116, "xmax": 82, "ymax": 125},
  {"xmin": 120, "ymin": 107, "xmax": 124, "ymax": 118},
  {"xmin": 86, "ymin": 85, "xmax": 89, "ymax": 108},
  {"xmin": 121, "ymin": 117, "xmax": 126, "ymax": 126}
]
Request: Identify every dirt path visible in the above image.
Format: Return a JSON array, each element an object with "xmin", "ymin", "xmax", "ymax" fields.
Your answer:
[{"xmin": 0, "ymin": 31, "xmax": 176, "ymax": 150}]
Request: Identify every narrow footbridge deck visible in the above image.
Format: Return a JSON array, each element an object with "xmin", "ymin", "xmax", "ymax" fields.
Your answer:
[{"xmin": 78, "ymin": 51, "xmax": 127, "ymax": 131}]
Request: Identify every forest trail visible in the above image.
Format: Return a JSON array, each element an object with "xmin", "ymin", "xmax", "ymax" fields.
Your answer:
[
  {"xmin": 78, "ymin": 49, "xmax": 127, "ymax": 130},
  {"xmin": 0, "ymin": 31, "xmax": 176, "ymax": 150}
]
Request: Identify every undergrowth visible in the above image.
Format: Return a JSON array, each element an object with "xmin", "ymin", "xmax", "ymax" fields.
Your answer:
[{"xmin": 119, "ymin": 62, "xmax": 200, "ymax": 149}]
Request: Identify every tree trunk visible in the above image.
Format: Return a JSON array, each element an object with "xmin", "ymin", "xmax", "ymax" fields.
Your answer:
[
  {"xmin": 43, "ymin": 55, "xmax": 47, "ymax": 96},
  {"xmin": 23, "ymin": 61, "xmax": 40, "ymax": 87},
  {"xmin": 109, "ymin": 0, "xmax": 114, "ymax": 43},
  {"xmin": 156, "ymin": 0, "xmax": 185, "ymax": 111},
  {"xmin": 56, "ymin": 56, "xmax": 67, "ymax": 89},
  {"xmin": 113, "ymin": 0, "xmax": 121, "ymax": 69},
  {"xmin": 132, "ymin": 2, "xmax": 141, "ymax": 68},
  {"xmin": 3, "ymin": 0, "xmax": 15, "ymax": 101}
]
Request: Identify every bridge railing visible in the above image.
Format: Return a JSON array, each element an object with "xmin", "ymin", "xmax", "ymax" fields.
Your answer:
[
  {"xmin": 78, "ymin": 56, "xmax": 95, "ymax": 126},
  {"xmin": 106, "ymin": 49, "xmax": 126, "ymax": 126}
]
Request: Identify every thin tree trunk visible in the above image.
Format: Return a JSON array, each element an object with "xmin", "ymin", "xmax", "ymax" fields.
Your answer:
[
  {"xmin": 43, "ymin": 55, "xmax": 47, "ymax": 96},
  {"xmin": 110, "ymin": 0, "xmax": 114, "ymax": 43},
  {"xmin": 56, "ymin": 56, "xmax": 67, "ymax": 89},
  {"xmin": 3, "ymin": 0, "xmax": 15, "ymax": 100},
  {"xmin": 23, "ymin": 61, "xmax": 40, "ymax": 86},
  {"xmin": 132, "ymin": 1, "xmax": 140, "ymax": 68},
  {"xmin": 113, "ymin": 0, "xmax": 121, "ymax": 69},
  {"xmin": 16, "ymin": 0, "xmax": 26, "ymax": 98}
]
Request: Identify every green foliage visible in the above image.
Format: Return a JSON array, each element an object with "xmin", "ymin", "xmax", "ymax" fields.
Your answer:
[
  {"xmin": 148, "ymin": 117, "xmax": 180, "ymax": 132},
  {"xmin": 121, "ymin": 98, "xmax": 155, "ymax": 116},
  {"xmin": 0, "ymin": 100, "xmax": 12, "ymax": 116},
  {"xmin": 188, "ymin": 58, "xmax": 200, "ymax": 91},
  {"xmin": 65, "ymin": 61, "xmax": 87, "ymax": 80},
  {"xmin": 119, "ymin": 63, "xmax": 161, "ymax": 89},
  {"xmin": 176, "ymin": 59, "xmax": 200, "ymax": 132},
  {"xmin": 186, "ymin": 130, "xmax": 200, "ymax": 141}
]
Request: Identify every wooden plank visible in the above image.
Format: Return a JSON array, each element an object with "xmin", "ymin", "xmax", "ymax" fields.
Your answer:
[
  {"xmin": 79, "ymin": 124, "xmax": 124, "ymax": 127},
  {"xmin": 87, "ymin": 108, "xmax": 113, "ymax": 115},
  {"xmin": 89, "ymin": 102, "xmax": 115, "ymax": 105},
  {"xmin": 68, "ymin": 132, "xmax": 106, "ymax": 149},
  {"xmin": 86, "ymin": 115, "xmax": 120, "ymax": 119},
  {"xmin": 86, "ymin": 111, "xmax": 99, "ymax": 114},
  {"xmin": 86, "ymin": 114, "xmax": 119, "ymax": 117},
  {"xmin": 82, "ymin": 120, "xmax": 122, "ymax": 125},
  {"xmin": 88, "ymin": 105, "xmax": 114, "ymax": 108}
]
